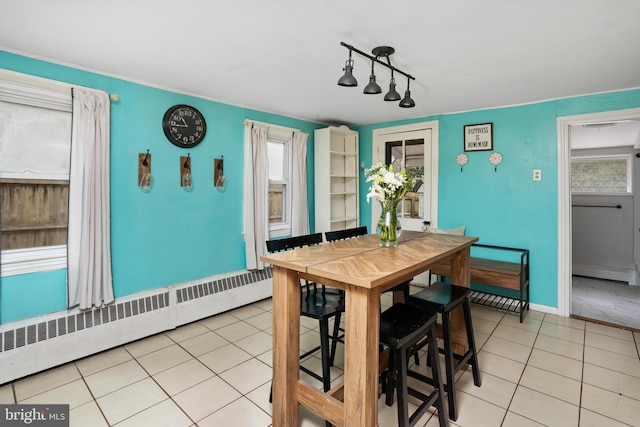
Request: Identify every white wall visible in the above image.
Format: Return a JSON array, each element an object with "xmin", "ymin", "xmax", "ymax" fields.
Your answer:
[{"xmin": 571, "ymin": 146, "xmax": 637, "ymax": 284}]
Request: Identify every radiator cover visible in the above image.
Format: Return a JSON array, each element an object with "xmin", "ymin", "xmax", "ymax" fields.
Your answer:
[{"xmin": 0, "ymin": 268, "xmax": 273, "ymax": 384}]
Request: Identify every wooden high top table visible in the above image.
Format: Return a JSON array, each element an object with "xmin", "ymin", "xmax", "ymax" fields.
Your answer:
[{"xmin": 261, "ymin": 231, "xmax": 478, "ymax": 427}]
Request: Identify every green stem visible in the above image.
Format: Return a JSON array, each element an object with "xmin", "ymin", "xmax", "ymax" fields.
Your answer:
[{"xmin": 378, "ymin": 202, "xmax": 399, "ymax": 244}]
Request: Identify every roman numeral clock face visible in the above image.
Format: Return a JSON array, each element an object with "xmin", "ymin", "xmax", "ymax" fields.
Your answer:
[{"xmin": 162, "ymin": 105, "xmax": 207, "ymax": 148}]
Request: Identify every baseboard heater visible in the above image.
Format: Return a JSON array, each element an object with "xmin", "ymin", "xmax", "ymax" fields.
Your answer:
[{"xmin": 0, "ymin": 268, "xmax": 273, "ymax": 385}]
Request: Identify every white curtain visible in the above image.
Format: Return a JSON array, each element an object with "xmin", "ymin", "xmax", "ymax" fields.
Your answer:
[
  {"xmin": 67, "ymin": 88, "xmax": 113, "ymax": 309},
  {"xmin": 243, "ymin": 123, "xmax": 269, "ymax": 270},
  {"xmin": 291, "ymin": 131, "xmax": 309, "ymax": 236}
]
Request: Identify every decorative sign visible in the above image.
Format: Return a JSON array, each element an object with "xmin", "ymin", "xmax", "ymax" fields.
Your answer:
[{"xmin": 464, "ymin": 123, "xmax": 493, "ymax": 151}]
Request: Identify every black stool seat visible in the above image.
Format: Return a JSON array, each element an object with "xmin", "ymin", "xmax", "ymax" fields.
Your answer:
[
  {"xmin": 379, "ymin": 303, "xmax": 448, "ymax": 427},
  {"xmin": 409, "ymin": 282, "xmax": 469, "ymax": 310},
  {"xmin": 408, "ymin": 282, "xmax": 481, "ymax": 421},
  {"xmin": 380, "ymin": 303, "xmax": 435, "ymax": 348}
]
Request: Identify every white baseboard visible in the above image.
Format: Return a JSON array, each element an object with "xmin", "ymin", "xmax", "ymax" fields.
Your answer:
[
  {"xmin": 573, "ymin": 262, "xmax": 636, "ymax": 285},
  {"xmin": 529, "ymin": 302, "xmax": 558, "ymax": 316},
  {"xmin": 0, "ymin": 269, "xmax": 273, "ymax": 385}
]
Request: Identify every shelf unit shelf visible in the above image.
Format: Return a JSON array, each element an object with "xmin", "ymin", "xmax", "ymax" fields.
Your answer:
[{"xmin": 315, "ymin": 126, "xmax": 359, "ymax": 234}]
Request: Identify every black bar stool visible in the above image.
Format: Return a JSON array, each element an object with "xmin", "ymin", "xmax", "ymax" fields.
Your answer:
[
  {"xmin": 408, "ymin": 282, "xmax": 481, "ymax": 421},
  {"xmin": 379, "ymin": 303, "xmax": 448, "ymax": 427}
]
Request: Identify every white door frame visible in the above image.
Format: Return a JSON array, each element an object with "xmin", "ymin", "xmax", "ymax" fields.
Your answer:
[
  {"xmin": 556, "ymin": 107, "xmax": 640, "ymax": 317},
  {"xmin": 371, "ymin": 120, "xmax": 439, "ymax": 232}
]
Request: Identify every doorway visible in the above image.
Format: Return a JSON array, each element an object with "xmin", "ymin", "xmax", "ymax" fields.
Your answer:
[
  {"xmin": 372, "ymin": 121, "xmax": 439, "ymax": 285},
  {"xmin": 557, "ymin": 108, "xmax": 640, "ymax": 328},
  {"xmin": 372, "ymin": 121, "xmax": 439, "ymax": 232}
]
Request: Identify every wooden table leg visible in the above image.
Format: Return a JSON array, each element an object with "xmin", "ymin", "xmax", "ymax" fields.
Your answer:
[
  {"xmin": 344, "ymin": 285, "xmax": 380, "ymax": 427},
  {"xmin": 272, "ymin": 266, "xmax": 301, "ymax": 426},
  {"xmin": 449, "ymin": 246, "xmax": 471, "ymax": 288},
  {"xmin": 450, "ymin": 246, "xmax": 471, "ymax": 355}
]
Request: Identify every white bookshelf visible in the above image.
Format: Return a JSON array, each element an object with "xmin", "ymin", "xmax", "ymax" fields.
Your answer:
[{"xmin": 315, "ymin": 126, "xmax": 359, "ymax": 234}]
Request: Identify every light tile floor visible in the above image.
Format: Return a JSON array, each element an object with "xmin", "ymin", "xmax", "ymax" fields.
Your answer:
[
  {"xmin": 1, "ymin": 291, "xmax": 640, "ymax": 427},
  {"xmin": 572, "ymin": 275, "xmax": 640, "ymax": 330}
]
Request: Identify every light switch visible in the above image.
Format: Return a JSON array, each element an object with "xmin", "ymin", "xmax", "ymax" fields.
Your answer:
[{"xmin": 533, "ymin": 169, "xmax": 542, "ymax": 181}]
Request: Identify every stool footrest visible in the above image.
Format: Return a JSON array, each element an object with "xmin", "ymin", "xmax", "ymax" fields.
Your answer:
[
  {"xmin": 453, "ymin": 350, "xmax": 474, "ymax": 375},
  {"xmin": 406, "ymin": 371, "xmax": 444, "ymax": 426},
  {"xmin": 300, "ymin": 365, "xmax": 323, "ymax": 383}
]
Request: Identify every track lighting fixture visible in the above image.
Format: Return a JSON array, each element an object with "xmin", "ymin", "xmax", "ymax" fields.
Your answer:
[
  {"xmin": 337, "ymin": 48, "xmax": 358, "ymax": 87},
  {"xmin": 384, "ymin": 70, "xmax": 401, "ymax": 102},
  {"xmin": 363, "ymin": 58, "xmax": 382, "ymax": 94},
  {"xmin": 399, "ymin": 77, "xmax": 415, "ymax": 108},
  {"xmin": 338, "ymin": 42, "xmax": 416, "ymax": 108}
]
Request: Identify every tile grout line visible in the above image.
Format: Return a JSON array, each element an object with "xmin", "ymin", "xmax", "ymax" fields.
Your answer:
[
  {"xmin": 474, "ymin": 311, "xmax": 633, "ymax": 425},
  {"xmin": 110, "ymin": 344, "xmax": 197, "ymax": 427},
  {"xmin": 162, "ymin": 310, "xmax": 267, "ymax": 422},
  {"xmin": 496, "ymin": 312, "xmax": 544, "ymax": 427},
  {"xmin": 6, "ymin": 298, "xmax": 640, "ymax": 427},
  {"xmin": 576, "ymin": 314, "xmax": 587, "ymax": 427},
  {"xmin": 72, "ymin": 362, "xmax": 113, "ymax": 427},
  {"xmin": 189, "ymin": 309, "xmax": 274, "ymax": 423}
]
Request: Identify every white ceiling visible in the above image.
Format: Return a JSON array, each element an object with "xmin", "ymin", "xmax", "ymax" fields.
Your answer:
[
  {"xmin": 570, "ymin": 120, "xmax": 640, "ymax": 150},
  {"xmin": 1, "ymin": 0, "xmax": 639, "ymax": 126}
]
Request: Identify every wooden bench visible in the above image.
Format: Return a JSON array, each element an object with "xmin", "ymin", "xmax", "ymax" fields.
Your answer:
[{"xmin": 429, "ymin": 244, "xmax": 530, "ymax": 322}]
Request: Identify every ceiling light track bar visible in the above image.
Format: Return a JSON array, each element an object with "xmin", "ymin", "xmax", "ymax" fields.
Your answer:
[
  {"xmin": 338, "ymin": 42, "xmax": 416, "ymax": 107},
  {"xmin": 340, "ymin": 42, "xmax": 415, "ymax": 81}
]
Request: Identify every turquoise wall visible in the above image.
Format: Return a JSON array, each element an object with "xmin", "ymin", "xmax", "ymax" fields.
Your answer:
[
  {"xmin": 356, "ymin": 89, "xmax": 640, "ymax": 308},
  {"xmin": 0, "ymin": 50, "xmax": 323, "ymax": 323},
  {"xmin": 2, "ymin": 49, "xmax": 640, "ymax": 321},
  {"xmin": 1, "ymin": 269, "xmax": 68, "ymax": 321}
]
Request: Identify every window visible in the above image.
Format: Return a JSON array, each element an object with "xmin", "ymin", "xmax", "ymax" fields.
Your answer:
[
  {"xmin": 571, "ymin": 155, "xmax": 633, "ymax": 194},
  {"xmin": 267, "ymin": 130, "xmax": 293, "ymax": 237},
  {"xmin": 243, "ymin": 120, "xmax": 309, "ymax": 270},
  {"xmin": 385, "ymin": 139, "xmax": 425, "ymax": 219},
  {"xmin": 0, "ymin": 70, "xmax": 72, "ymax": 276},
  {"xmin": 0, "ymin": 101, "xmax": 71, "ymax": 179}
]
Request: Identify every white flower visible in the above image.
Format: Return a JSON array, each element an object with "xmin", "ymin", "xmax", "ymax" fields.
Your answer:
[
  {"xmin": 364, "ymin": 163, "xmax": 417, "ymax": 206},
  {"xmin": 366, "ymin": 184, "xmax": 384, "ymax": 203},
  {"xmin": 383, "ymin": 171, "xmax": 402, "ymax": 188}
]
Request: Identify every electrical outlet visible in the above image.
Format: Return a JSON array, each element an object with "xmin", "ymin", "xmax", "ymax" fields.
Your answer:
[{"xmin": 533, "ymin": 169, "xmax": 542, "ymax": 181}]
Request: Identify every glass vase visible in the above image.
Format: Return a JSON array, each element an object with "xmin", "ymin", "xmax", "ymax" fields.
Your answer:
[{"xmin": 377, "ymin": 204, "xmax": 402, "ymax": 247}]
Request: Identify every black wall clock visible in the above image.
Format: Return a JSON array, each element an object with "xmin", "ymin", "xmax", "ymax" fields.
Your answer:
[{"xmin": 162, "ymin": 104, "xmax": 207, "ymax": 148}]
